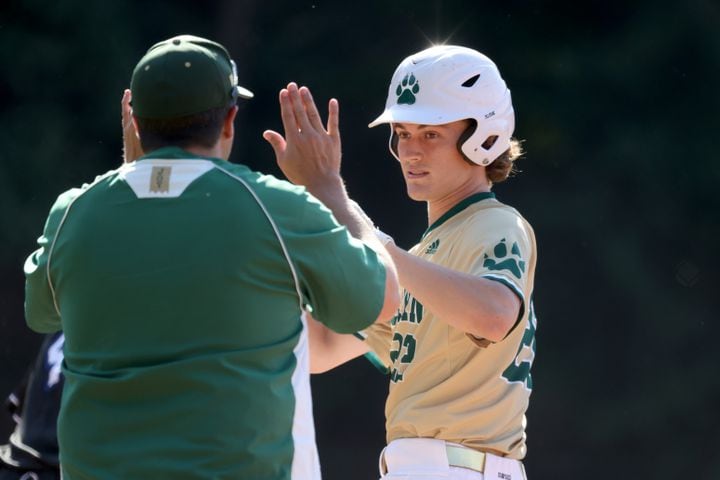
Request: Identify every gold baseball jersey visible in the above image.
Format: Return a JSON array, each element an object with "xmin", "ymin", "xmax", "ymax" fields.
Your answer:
[{"xmin": 361, "ymin": 192, "xmax": 537, "ymax": 459}]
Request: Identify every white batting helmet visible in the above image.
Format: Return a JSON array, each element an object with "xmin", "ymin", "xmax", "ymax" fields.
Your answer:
[{"xmin": 369, "ymin": 45, "xmax": 515, "ymax": 166}]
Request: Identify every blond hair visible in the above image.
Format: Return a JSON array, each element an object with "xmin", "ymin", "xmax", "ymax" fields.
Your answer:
[{"xmin": 486, "ymin": 138, "xmax": 523, "ymax": 184}]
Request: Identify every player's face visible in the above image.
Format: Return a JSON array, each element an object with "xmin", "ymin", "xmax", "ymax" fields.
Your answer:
[{"xmin": 393, "ymin": 120, "xmax": 485, "ymax": 204}]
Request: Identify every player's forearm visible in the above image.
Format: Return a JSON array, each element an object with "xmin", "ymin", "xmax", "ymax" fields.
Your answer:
[
  {"xmin": 306, "ymin": 179, "xmax": 376, "ymax": 243},
  {"xmin": 386, "ymin": 244, "xmax": 519, "ymax": 342},
  {"xmin": 308, "ymin": 183, "xmax": 401, "ymax": 322},
  {"xmin": 307, "ymin": 315, "xmax": 369, "ymax": 373}
]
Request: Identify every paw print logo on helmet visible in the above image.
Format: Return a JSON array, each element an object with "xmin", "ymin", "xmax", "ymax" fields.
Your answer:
[
  {"xmin": 396, "ymin": 73, "xmax": 420, "ymax": 105},
  {"xmin": 369, "ymin": 45, "xmax": 515, "ymax": 166}
]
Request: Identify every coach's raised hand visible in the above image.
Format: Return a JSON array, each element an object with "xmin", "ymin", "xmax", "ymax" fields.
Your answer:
[
  {"xmin": 264, "ymin": 83, "xmax": 399, "ymax": 299},
  {"xmin": 121, "ymin": 89, "xmax": 143, "ymax": 164},
  {"xmin": 263, "ymin": 82, "xmax": 343, "ymax": 201}
]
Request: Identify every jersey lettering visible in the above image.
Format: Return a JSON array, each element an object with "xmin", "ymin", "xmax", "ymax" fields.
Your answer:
[
  {"xmin": 400, "ymin": 334, "xmax": 416, "ymax": 363},
  {"xmin": 389, "ymin": 332, "xmax": 417, "ymax": 383},
  {"xmin": 389, "ymin": 290, "xmax": 424, "ymax": 383},
  {"xmin": 392, "ymin": 291, "xmax": 424, "ymax": 326},
  {"xmin": 389, "ymin": 333, "xmax": 403, "ymax": 363},
  {"xmin": 502, "ymin": 301, "xmax": 536, "ymax": 389}
]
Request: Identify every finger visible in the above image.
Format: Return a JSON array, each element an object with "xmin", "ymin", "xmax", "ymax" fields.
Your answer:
[
  {"xmin": 262, "ymin": 130, "xmax": 287, "ymax": 156},
  {"xmin": 287, "ymin": 82, "xmax": 312, "ymax": 133},
  {"xmin": 327, "ymin": 98, "xmax": 339, "ymax": 138},
  {"xmin": 300, "ymin": 87, "xmax": 325, "ymax": 133},
  {"xmin": 278, "ymin": 88, "xmax": 300, "ymax": 138}
]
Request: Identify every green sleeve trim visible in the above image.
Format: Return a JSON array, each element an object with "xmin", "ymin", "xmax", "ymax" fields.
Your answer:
[
  {"xmin": 353, "ymin": 331, "xmax": 389, "ymax": 374},
  {"xmin": 363, "ymin": 351, "xmax": 390, "ymax": 374}
]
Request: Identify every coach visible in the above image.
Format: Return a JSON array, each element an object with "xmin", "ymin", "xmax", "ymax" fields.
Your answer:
[{"xmin": 23, "ymin": 35, "xmax": 398, "ymax": 480}]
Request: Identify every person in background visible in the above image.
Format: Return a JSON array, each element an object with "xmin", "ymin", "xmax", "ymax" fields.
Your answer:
[{"xmin": 0, "ymin": 332, "xmax": 64, "ymax": 480}]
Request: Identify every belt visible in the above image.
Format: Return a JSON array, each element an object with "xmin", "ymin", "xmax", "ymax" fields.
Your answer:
[
  {"xmin": 445, "ymin": 445, "xmax": 487, "ymax": 473},
  {"xmin": 379, "ymin": 443, "xmax": 489, "ymax": 475}
]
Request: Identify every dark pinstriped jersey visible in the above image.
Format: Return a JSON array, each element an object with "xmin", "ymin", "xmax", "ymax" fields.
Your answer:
[{"xmin": 1, "ymin": 332, "xmax": 64, "ymax": 471}]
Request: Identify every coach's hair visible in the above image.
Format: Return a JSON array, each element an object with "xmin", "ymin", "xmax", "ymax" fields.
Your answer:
[
  {"xmin": 486, "ymin": 138, "xmax": 524, "ymax": 185},
  {"xmin": 135, "ymin": 105, "xmax": 232, "ymax": 153}
]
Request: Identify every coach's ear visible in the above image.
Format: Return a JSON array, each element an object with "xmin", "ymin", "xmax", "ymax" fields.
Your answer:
[
  {"xmin": 219, "ymin": 106, "xmax": 239, "ymax": 160},
  {"xmin": 222, "ymin": 105, "xmax": 239, "ymax": 140}
]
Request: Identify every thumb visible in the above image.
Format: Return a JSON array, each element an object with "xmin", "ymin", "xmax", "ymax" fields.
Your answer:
[{"xmin": 263, "ymin": 130, "xmax": 286, "ymax": 156}]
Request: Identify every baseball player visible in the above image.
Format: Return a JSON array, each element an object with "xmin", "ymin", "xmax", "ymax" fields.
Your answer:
[
  {"xmin": 0, "ymin": 333, "xmax": 64, "ymax": 480},
  {"xmin": 274, "ymin": 46, "xmax": 537, "ymax": 480},
  {"xmin": 24, "ymin": 35, "xmax": 399, "ymax": 480}
]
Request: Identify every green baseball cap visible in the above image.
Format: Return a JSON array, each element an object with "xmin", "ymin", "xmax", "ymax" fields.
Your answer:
[{"xmin": 130, "ymin": 35, "xmax": 254, "ymax": 119}]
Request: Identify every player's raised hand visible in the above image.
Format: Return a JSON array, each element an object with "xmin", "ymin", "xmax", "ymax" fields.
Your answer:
[
  {"xmin": 121, "ymin": 89, "xmax": 143, "ymax": 164},
  {"xmin": 263, "ymin": 83, "xmax": 343, "ymax": 195}
]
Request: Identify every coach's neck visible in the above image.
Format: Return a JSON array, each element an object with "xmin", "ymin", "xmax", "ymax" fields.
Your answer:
[
  {"xmin": 188, "ymin": 106, "xmax": 237, "ymax": 161},
  {"xmin": 143, "ymin": 106, "xmax": 238, "ymax": 162}
]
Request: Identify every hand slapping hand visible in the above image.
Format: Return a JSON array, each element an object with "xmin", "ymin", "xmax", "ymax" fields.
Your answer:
[{"xmin": 263, "ymin": 83, "xmax": 343, "ymax": 196}]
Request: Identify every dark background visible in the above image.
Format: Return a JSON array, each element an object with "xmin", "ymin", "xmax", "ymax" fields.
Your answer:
[{"xmin": 1, "ymin": 1, "xmax": 718, "ymax": 478}]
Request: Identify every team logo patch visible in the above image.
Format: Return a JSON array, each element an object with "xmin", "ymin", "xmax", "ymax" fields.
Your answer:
[
  {"xmin": 396, "ymin": 73, "xmax": 420, "ymax": 105},
  {"xmin": 425, "ymin": 239, "xmax": 440, "ymax": 254},
  {"xmin": 483, "ymin": 238, "xmax": 526, "ymax": 279},
  {"xmin": 150, "ymin": 166, "xmax": 172, "ymax": 193}
]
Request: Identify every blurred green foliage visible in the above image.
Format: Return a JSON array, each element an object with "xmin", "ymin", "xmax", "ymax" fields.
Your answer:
[{"xmin": 1, "ymin": 1, "xmax": 718, "ymax": 478}]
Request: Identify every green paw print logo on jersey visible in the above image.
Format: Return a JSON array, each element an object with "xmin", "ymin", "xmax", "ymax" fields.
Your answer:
[
  {"xmin": 396, "ymin": 73, "xmax": 420, "ymax": 105},
  {"xmin": 483, "ymin": 238, "xmax": 526, "ymax": 279}
]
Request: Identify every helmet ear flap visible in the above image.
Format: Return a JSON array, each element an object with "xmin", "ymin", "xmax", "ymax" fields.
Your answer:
[
  {"xmin": 461, "ymin": 95, "xmax": 514, "ymax": 166},
  {"xmin": 461, "ymin": 130, "xmax": 504, "ymax": 166},
  {"xmin": 388, "ymin": 128, "xmax": 401, "ymax": 161},
  {"xmin": 457, "ymin": 120, "xmax": 477, "ymax": 165}
]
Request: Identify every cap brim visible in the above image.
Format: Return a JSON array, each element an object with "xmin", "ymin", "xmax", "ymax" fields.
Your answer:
[
  {"xmin": 235, "ymin": 85, "xmax": 254, "ymax": 99},
  {"xmin": 368, "ymin": 111, "xmax": 393, "ymax": 128},
  {"xmin": 368, "ymin": 106, "xmax": 458, "ymax": 128}
]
